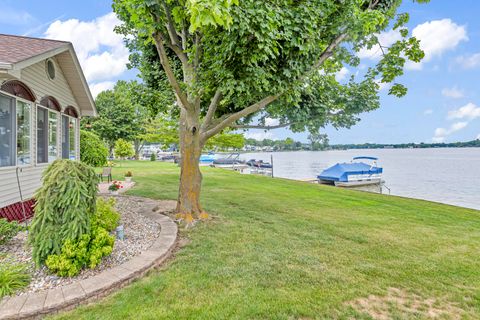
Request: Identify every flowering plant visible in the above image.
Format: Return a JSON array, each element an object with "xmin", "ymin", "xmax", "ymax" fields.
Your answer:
[{"xmin": 108, "ymin": 181, "xmax": 123, "ymax": 192}]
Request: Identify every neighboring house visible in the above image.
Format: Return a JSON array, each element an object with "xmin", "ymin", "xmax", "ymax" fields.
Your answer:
[{"xmin": 0, "ymin": 34, "xmax": 96, "ymax": 220}]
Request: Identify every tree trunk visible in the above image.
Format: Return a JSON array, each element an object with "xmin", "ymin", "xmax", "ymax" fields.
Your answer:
[
  {"xmin": 176, "ymin": 109, "xmax": 207, "ymax": 222},
  {"xmin": 133, "ymin": 139, "xmax": 142, "ymax": 160}
]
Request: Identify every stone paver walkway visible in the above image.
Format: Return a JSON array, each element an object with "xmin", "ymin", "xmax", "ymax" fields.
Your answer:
[{"xmin": 0, "ymin": 196, "xmax": 177, "ymax": 320}]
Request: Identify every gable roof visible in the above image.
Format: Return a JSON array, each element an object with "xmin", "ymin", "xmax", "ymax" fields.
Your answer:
[
  {"xmin": 0, "ymin": 34, "xmax": 96, "ymax": 116},
  {"xmin": 0, "ymin": 34, "xmax": 68, "ymax": 65}
]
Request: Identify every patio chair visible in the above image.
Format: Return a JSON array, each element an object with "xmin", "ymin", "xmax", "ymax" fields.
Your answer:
[{"xmin": 99, "ymin": 167, "xmax": 112, "ymax": 183}]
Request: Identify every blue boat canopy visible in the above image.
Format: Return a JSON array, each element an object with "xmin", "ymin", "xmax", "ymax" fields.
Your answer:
[
  {"xmin": 199, "ymin": 154, "xmax": 216, "ymax": 162},
  {"xmin": 352, "ymin": 156, "xmax": 378, "ymax": 160},
  {"xmin": 318, "ymin": 162, "xmax": 382, "ymax": 182}
]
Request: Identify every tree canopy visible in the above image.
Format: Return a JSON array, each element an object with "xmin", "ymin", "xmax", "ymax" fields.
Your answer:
[{"xmin": 114, "ymin": 0, "xmax": 426, "ymax": 136}]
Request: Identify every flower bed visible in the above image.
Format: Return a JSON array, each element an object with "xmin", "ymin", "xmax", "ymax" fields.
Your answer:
[{"xmin": 0, "ymin": 196, "xmax": 161, "ymax": 296}]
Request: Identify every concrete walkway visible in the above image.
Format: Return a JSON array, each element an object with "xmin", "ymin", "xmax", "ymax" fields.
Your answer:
[{"xmin": 0, "ymin": 197, "xmax": 177, "ymax": 320}]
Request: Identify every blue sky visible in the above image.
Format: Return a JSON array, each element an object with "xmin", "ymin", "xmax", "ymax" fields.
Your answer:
[{"xmin": 1, "ymin": 0, "xmax": 479, "ymax": 144}]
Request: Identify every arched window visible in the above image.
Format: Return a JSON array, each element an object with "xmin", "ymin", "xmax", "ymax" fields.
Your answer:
[
  {"xmin": 63, "ymin": 106, "xmax": 79, "ymax": 118},
  {"xmin": 37, "ymin": 96, "xmax": 60, "ymax": 164},
  {"xmin": 0, "ymin": 80, "xmax": 34, "ymax": 167},
  {"xmin": 40, "ymin": 96, "xmax": 61, "ymax": 112},
  {"xmin": 0, "ymin": 80, "xmax": 36, "ymax": 102}
]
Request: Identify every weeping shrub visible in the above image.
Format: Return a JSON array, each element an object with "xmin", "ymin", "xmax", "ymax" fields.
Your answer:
[
  {"xmin": 80, "ymin": 130, "xmax": 108, "ymax": 167},
  {"xmin": 29, "ymin": 160, "xmax": 99, "ymax": 265}
]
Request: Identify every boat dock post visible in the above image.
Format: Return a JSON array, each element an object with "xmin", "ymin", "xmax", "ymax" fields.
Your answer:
[{"xmin": 271, "ymin": 155, "xmax": 274, "ymax": 178}]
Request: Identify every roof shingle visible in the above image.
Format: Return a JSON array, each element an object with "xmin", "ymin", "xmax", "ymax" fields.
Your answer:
[{"xmin": 0, "ymin": 34, "xmax": 69, "ymax": 65}]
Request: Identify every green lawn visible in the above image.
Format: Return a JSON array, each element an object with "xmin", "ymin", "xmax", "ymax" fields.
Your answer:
[{"xmin": 57, "ymin": 161, "xmax": 480, "ymax": 319}]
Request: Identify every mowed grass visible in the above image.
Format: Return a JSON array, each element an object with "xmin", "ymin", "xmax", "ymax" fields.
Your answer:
[{"xmin": 57, "ymin": 161, "xmax": 480, "ymax": 319}]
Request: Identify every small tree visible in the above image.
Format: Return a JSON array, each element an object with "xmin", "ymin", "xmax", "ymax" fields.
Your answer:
[
  {"xmin": 308, "ymin": 133, "xmax": 329, "ymax": 151},
  {"xmin": 114, "ymin": 139, "xmax": 134, "ymax": 159},
  {"xmin": 80, "ymin": 130, "xmax": 109, "ymax": 167},
  {"xmin": 29, "ymin": 160, "xmax": 98, "ymax": 265}
]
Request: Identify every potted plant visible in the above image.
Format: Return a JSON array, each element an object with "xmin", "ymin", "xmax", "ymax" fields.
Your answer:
[
  {"xmin": 108, "ymin": 181, "xmax": 123, "ymax": 195},
  {"xmin": 125, "ymin": 171, "xmax": 133, "ymax": 182}
]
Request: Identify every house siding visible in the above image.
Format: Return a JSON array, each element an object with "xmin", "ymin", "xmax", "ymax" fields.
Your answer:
[{"xmin": 0, "ymin": 57, "xmax": 82, "ymax": 209}]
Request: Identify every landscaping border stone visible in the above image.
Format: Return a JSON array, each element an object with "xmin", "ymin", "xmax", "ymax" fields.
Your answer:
[{"xmin": 0, "ymin": 197, "xmax": 178, "ymax": 320}]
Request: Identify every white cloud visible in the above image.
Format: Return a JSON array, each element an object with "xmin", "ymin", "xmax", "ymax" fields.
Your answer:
[
  {"xmin": 89, "ymin": 81, "xmax": 115, "ymax": 98},
  {"xmin": 455, "ymin": 52, "xmax": 480, "ymax": 69},
  {"xmin": 374, "ymin": 79, "xmax": 391, "ymax": 91},
  {"xmin": 441, "ymin": 86, "xmax": 464, "ymax": 99},
  {"xmin": 406, "ymin": 19, "xmax": 468, "ymax": 70},
  {"xmin": 358, "ymin": 29, "xmax": 403, "ymax": 60},
  {"xmin": 264, "ymin": 118, "xmax": 280, "ymax": 127},
  {"xmin": 447, "ymin": 102, "xmax": 480, "ymax": 120},
  {"xmin": 432, "ymin": 121, "xmax": 468, "ymax": 142},
  {"xmin": 477, "ymin": 134, "xmax": 480, "ymax": 140},
  {"xmin": 44, "ymin": 13, "xmax": 129, "ymax": 83},
  {"xmin": 423, "ymin": 109, "xmax": 433, "ymax": 115},
  {"xmin": 244, "ymin": 131, "xmax": 277, "ymax": 141},
  {"xmin": 335, "ymin": 67, "xmax": 349, "ymax": 81}
]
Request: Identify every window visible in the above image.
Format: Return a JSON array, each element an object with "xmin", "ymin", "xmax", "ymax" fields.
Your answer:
[
  {"xmin": 48, "ymin": 112, "xmax": 58, "ymax": 161},
  {"xmin": 62, "ymin": 115, "xmax": 77, "ymax": 160},
  {"xmin": 0, "ymin": 94, "xmax": 15, "ymax": 167},
  {"xmin": 37, "ymin": 107, "xmax": 58, "ymax": 164},
  {"xmin": 69, "ymin": 117, "xmax": 76, "ymax": 160},
  {"xmin": 46, "ymin": 59, "xmax": 56, "ymax": 80},
  {"xmin": 37, "ymin": 107, "xmax": 47, "ymax": 163},
  {"xmin": 16, "ymin": 100, "xmax": 31, "ymax": 165}
]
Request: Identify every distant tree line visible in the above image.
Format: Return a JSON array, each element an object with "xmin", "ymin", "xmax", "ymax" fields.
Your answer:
[
  {"xmin": 329, "ymin": 139, "xmax": 480, "ymax": 150},
  {"xmin": 245, "ymin": 134, "xmax": 329, "ymax": 151},
  {"xmin": 245, "ymin": 137, "xmax": 480, "ymax": 151}
]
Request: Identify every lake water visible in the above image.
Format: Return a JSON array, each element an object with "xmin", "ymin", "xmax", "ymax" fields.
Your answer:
[{"xmin": 240, "ymin": 148, "xmax": 480, "ymax": 210}]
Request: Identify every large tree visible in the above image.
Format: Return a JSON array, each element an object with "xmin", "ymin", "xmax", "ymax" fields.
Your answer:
[
  {"xmin": 113, "ymin": 0, "xmax": 426, "ymax": 222},
  {"xmin": 85, "ymin": 81, "xmax": 145, "ymax": 153}
]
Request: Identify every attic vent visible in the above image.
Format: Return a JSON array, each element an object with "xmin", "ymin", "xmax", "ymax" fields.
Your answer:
[
  {"xmin": 64, "ymin": 106, "xmax": 79, "ymax": 118},
  {"xmin": 46, "ymin": 59, "xmax": 56, "ymax": 80},
  {"xmin": 0, "ymin": 80, "xmax": 36, "ymax": 102},
  {"xmin": 40, "ymin": 96, "xmax": 61, "ymax": 112}
]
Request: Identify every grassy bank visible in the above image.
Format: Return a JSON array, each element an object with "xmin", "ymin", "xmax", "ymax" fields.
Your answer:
[{"xmin": 58, "ymin": 161, "xmax": 480, "ymax": 319}]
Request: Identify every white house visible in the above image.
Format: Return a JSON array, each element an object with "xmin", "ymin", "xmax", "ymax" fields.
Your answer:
[{"xmin": 0, "ymin": 34, "xmax": 96, "ymax": 219}]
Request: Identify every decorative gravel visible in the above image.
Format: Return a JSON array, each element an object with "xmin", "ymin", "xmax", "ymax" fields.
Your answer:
[{"xmin": 0, "ymin": 196, "xmax": 161, "ymax": 295}]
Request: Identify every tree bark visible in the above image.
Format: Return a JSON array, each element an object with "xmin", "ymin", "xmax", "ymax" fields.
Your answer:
[{"xmin": 176, "ymin": 107, "xmax": 207, "ymax": 222}]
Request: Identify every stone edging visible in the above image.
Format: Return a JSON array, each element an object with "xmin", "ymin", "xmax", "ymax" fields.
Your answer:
[{"xmin": 0, "ymin": 197, "xmax": 178, "ymax": 320}]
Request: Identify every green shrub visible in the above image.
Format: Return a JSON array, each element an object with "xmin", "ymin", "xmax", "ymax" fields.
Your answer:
[
  {"xmin": 0, "ymin": 218, "xmax": 22, "ymax": 245},
  {"xmin": 95, "ymin": 198, "xmax": 120, "ymax": 232},
  {"xmin": 29, "ymin": 160, "xmax": 99, "ymax": 265},
  {"xmin": 45, "ymin": 224, "xmax": 115, "ymax": 277},
  {"xmin": 150, "ymin": 153, "xmax": 156, "ymax": 161},
  {"xmin": 114, "ymin": 139, "xmax": 134, "ymax": 159},
  {"xmin": 80, "ymin": 130, "xmax": 108, "ymax": 167},
  {"xmin": 0, "ymin": 261, "xmax": 31, "ymax": 297}
]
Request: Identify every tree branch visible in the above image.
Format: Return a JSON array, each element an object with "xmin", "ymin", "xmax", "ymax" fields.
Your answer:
[
  {"xmin": 160, "ymin": 0, "xmax": 188, "ymax": 64},
  {"xmin": 231, "ymin": 122, "xmax": 295, "ymax": 130},
  {"xmin": 311, "ymin": 33, "xmax": 348, "ymax": 73},
  {"xmin": 201, "ymin": 89, "xmax": 222, "ymax": 131},
  {"xmin": 152, "ymin": 31, "xmax": 191, "ymax": 110},
  {"xmin": 201, "ymin": 95, "xmax": 279, "ymax": 141}
]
